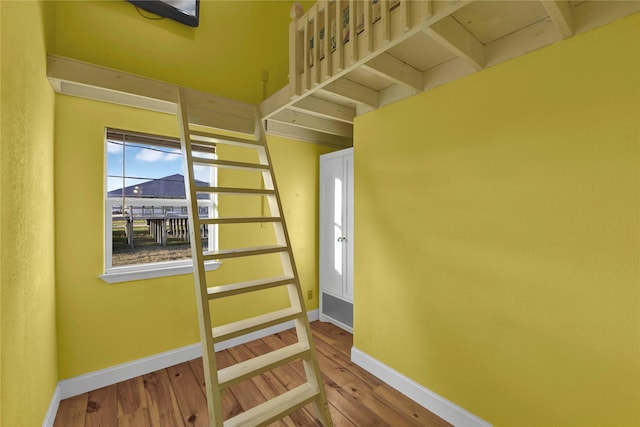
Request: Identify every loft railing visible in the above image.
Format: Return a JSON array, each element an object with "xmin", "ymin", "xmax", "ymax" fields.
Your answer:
[{"xmin": 288, "ymin": 0, "xmax": 432, "ymax": 96}]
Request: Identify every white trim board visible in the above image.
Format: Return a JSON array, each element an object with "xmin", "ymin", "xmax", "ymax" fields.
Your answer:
[
  {"xmin": 51, "ymin": 309, "xmax": 319, "ymax": 405},
  {"xmin": 351, "ymin": 347, "xmax": 492, "ymax": 427},
  {"xmin": 42, "ymin": 385, "xmax": 61, "ymax": 427}
]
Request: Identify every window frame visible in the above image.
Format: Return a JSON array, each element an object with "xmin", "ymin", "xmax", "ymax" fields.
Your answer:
[{"xmin": 101, "ymin": 128, "xmax": 220, "ymax": 284}]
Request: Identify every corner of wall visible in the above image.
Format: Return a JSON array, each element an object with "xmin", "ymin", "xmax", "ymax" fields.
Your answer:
[{"xmin": 1, "ymin": 1, "xmax": 59, "ymax": 425}]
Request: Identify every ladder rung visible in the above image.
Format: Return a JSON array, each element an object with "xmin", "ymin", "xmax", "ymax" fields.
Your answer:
[
  {"xmin": 192, "ymin": 157, "xmax": 270, "ymax": 171},
  {"xmin": 218, "ymin": 343, "xmax": 311, "ymax": 390},
  {"xmin": 223, "ymin": 383, "xmax": 319, "ymax": 427},
  {"xmin": 207, "ymin": 275, "xmax": 295, "ymax": 299},
  {"xmin": 189, "ymin": 129, "xmax": 263, "ymax": 148},
  {"xmin": 195, "ymin": 186, "xmax": 275, "ymax": 196},
  {"xmin": 201, "ymin": 217, "xmax": 281, "ymax": 225},
  {"xmin": 203, "ymin": 245, "xmax": 288, "ymax": 260},
  {"xmin": 212, "ymin": 307, "xmax": 303, "ymax": 344}
]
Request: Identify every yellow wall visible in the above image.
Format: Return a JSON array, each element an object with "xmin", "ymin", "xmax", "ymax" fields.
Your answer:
[
  {"xmin": 1, "ymin": 3, "xmax": 3, "ymax": 421},
  {"xmin": 0, "ymin": 1, "xmax": 59, "ymax": 425},
  {"xmin": 354, "ymin": 14, "xmax": 639, "ymax": 427},
  {"xmin": 54, "ymin": 0, "xmax": 311, "ymax": 104},
  {"xmin": 50, "ymin": 0, "xmax": 335, "ymax": 380},
  {"xmin": 54, "ymin": 95, "xmax": 336, "ymax": 378},
  {"xmin": 268, "ymin": 135, "xmax": 338, "ymax": 307}
]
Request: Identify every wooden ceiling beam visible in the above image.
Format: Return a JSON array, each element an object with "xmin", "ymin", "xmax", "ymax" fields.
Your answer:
[
  {"xmin": 265, "ymin": 121, "xmax": 352, "ymax": 148},
  {"xmin": 318, "ymin": 79, "xmax": 379, "ymax": 110},
  {"xmin": 362, "ymin": 52, "xmax": 423, "ymax": 93},
  {"xmin": 48, "ymin": 54, "xmax": 177, "ymax": 104},
  {"xmin": 47, "ymin": 54, "xmax": 256, "ymax": 135},
  {"xmin": 268, "ymin": 109, "xmax": 354, "ymax": 138},
  {"xmin": 54, "ymin": 79, "xmax": 176, "ymax": 115},
  {"xmin": 423, "ymin": 16, "xmax": 485, "ymax": 71},
  {"xmin": 259, "ymin": 84, "xmax": 292, "ymax": 120},
  {"xmin": 289, "ymin": 96, "xmax": 356, "ymax": 124},
  {"xmin": 542, "ymin": 0, "xmax": 573, "ymax": 39}
]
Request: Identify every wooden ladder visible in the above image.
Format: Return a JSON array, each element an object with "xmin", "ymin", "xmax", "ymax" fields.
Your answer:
[{"xmin": 177, "ymin": 88, "xmax": 333, "ymax": 427}]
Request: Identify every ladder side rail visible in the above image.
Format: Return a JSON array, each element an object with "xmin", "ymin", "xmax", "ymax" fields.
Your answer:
[
  {"xmin": 253, "ymin": 113, "xmax": 333, "ymax": 426},
  {"xmin": 177, "ymin": 88, "xmax": 224, "ymax": 427}
]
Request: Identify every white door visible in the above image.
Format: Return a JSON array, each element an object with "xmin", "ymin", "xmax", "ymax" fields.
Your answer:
[
  {"xmin": 343, "ymin": 154, "xmax": 354, "ymax": 300},
  {"xmin": 320, "ymin": 155, "xmax": 346, "ymax": 297}
]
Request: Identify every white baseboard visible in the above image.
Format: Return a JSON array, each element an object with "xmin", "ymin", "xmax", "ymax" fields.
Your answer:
[
  {"xmin": 351, "ymin": 346, "xmax": 491, "ymax": 427},
  {"xmin": 42, "ymin": 384, "xmax": 61, "ymax": 427},
  {"xmin": 56, "ymin": 309, "xmax": 318, "ymax": 401}
]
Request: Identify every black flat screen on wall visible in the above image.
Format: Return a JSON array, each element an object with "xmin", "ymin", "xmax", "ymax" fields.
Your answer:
[{"xmin": 129, "ymin": 0, "xmax": 200, "ymax": 27}]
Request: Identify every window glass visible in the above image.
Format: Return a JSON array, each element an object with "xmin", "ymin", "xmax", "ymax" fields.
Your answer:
[{"xmin": 105, "ymin": 128, "xmax": 216, "ymax": 270}]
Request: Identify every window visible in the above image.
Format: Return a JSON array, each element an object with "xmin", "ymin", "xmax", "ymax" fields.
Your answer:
[{"xmin": 101, "ymin": 128, "xmax": 220, "ymax": 283}]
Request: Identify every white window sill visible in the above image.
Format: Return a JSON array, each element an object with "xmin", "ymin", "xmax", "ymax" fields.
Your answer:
[{"xmin": 100, "ymin": 260, "xmax": 222, "ymax": 284}]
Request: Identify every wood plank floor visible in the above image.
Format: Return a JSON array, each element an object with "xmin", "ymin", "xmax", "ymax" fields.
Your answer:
[{"xmin": 54, "ymin": 321, "xmax": 451, "ymax": 427}]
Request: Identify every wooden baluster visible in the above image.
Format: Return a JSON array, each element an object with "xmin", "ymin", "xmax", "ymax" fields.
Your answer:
[
  {"xmin": 364, "ymin": 0, "xmax": 372, "ymax": 54},
  {"xmin": 348, "ymin": 0, "xmax": 357, "ymax": 64},
  {"xmin": 336, "ymin": 0, "xmax": 344, "ymax": 71},
  {"xmin": 303, "ymin": 16, "xmax": 310, "ymax": 91},
  {"xmin": 312, "ymin": 5, "xmax": 320, "ymax": 85},
  {"xmin": 400, "ymin": 0, "xmax": 410, "ymax": 32},
  {"xmin": 422, "ymin": 0, "xmax": 433, "ymax": 21},
  {"xmin": 322, "ymin": 0, "xmax": 332, "ymax": 79},
  {"xmin": 381, "ymin": 0, "xmax": 390, "ymax": 43},
  {"xmin": 289, "ymin": 3, "xmax": 304, "ymax": 97}
]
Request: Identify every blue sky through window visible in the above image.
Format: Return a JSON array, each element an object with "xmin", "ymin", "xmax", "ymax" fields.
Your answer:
[{"xmin": 106, "ymin": 141, "xmax": 211, "ymax": 194}]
